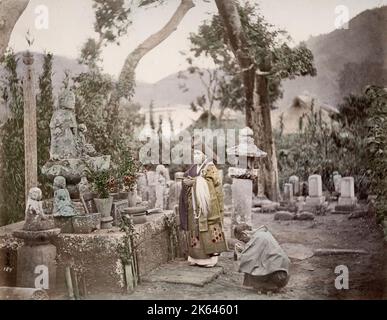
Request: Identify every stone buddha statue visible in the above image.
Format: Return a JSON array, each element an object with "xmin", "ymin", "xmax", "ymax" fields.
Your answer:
[{"xmin": 50, "ymin": 89, "xmax": 78, "ymax": 160}]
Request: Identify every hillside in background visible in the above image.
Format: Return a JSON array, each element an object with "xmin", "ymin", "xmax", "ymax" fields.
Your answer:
[
  {"xmin": 133, "ymin": 69, "xmax": 210, "ymax": 108},
  {"xmin": 1, "ymin": 6, "xmax": 386, "ymax": 127},
  {"xmin": 280, "ymin": 6, "xmax": 387, "ymax": 109},
  {"xmin": 134, "ymin": 6, "xmax": 387, "ymax": 111}
]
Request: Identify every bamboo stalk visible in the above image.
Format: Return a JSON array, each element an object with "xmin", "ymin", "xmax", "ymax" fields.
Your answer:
[
  {"xmin": 82, "ymin": 275, "xmax": 87, "ymax": 298},
  {"xmin": 65, "ymin": 267, "xmax": 74, "ymax": 300},
  {"xmin": 72, "ymin": 269, "xmax": 80, "ymax": 300},
  {"xmin": 130, "ymin": 245, "xmax": 138, "ymax": 287},
  {"xmin": 134, "ymin": 251, "xmax": 140, "ymax": 285},
  {"xmin": 125, "ymin": 264, "xmax": 134, "ymax": 293}
]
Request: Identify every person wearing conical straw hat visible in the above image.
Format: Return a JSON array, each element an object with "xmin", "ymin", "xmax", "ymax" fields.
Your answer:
[{"xmin": 178, "ymin": 141, "xmax": 227, "ymax": 267}]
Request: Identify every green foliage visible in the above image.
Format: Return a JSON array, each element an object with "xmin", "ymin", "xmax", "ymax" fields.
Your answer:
[
  {"xmin": 89, "ymin": 169, "xmax": 113, "ymax": 199},
  {"xmin": 73, "ymin": 67, "xmax": 145, "ymax": 170},
  {"xmin": 73, "ymin": 70, "xmax": 114, "ymax": 156},
  {"xmin": 276, "ymin": 98, "xmax": 370, "ymax": 198},
  {"xmin": 80, "ymin": 0, "xmax": 131, "ymax": 68},
  {"xmin": 37, "ymin": 52, "xmax": 54, "ymax": 198},
  {"xmin": 0, "ymin": 51, "xmax": 25, "ymax": 224},
  {"xmin": 93, "ymin": 0, "xmax": 131, "ymax": 42},
  {"xmin": 366, "ymin": 86, "xmax": 387, "ymax": 221},
  {"xmin": 115, "ymin": 147, "xmax": 143, "ymax": 192}
]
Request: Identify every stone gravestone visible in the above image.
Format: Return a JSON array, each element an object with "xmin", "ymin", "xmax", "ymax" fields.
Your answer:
[
  {"xmin": 231, "ymin": 179, "xmax": 253, "ymax": 225},
  {"xmin": 146, "ymin": 171, "xmax": 157, "ymax": 209},
  {"xmin": 283, "ymin": 183, "xmax": 294, "ymax": 203},
  {"xmin": 223, "ymin": 183, "xmax": 232, "ymax": 208},
  {"xmin": 333, "ymin": 172, "xmax": 342, "ymax": 194},
  {"xmin": 136, "ymin": 173, "xmax": 148, "ymax": 201},
  {"xmin": 305, "ymin": 174, "xmax": 325, "ymax": 205},
  {"xmin": 338, "ymin": 177, "xmax": 357, "ymax": 206},
  {"xmin": 168, "ymin": 172, "xmax": 184, "ymax": 210},
  {"xmin": 155, "ymin": 165, "xmax": 168, "ymax": 209},
  {"xmin": 289, "ymin": 176, "xmax": 300, "ymax": 196},
  {"xmin": 227, "ymin": 127, "xmax": 267, "ymax": 236}
]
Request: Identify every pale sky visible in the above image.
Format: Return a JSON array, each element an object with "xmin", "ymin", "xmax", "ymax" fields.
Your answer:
[{"xmin": 9, "ymin": 0, "xmax": 387, "ymax": 83}]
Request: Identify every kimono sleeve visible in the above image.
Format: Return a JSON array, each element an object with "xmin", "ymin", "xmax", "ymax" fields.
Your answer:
[{"xmin": 205, "ymin": 164, "xmax": 224, "ymax": 219}]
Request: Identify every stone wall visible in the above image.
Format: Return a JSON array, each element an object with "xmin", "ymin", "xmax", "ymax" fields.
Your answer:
[
  {"xmin": 0, "ymin": 128, "xmax": 5, "ymax": 226},
  {"xmin": 0, "ymin": 211, "xmax": 175, "ymax": 296}
]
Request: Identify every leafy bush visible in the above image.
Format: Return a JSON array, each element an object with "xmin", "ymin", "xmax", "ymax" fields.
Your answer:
[
  {"xmin": 366, "ymin": 86, "xmax": 387, "ymax": 221},
  {"xmin": 89, "ymin": 170, "xmax": 114, "ymax": 199},
  {"xmin": 276, "ymin": 98, "xmax": 371, "ymax": 198}
]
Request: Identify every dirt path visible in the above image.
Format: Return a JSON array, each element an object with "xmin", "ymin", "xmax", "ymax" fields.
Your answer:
[
  {"xmin": 82, "ymin": 204, "xmax": 385, "ymax": 300},
  {"xmin": 119, "ymin": 206, "xmax": 385, "ymax": 300}
]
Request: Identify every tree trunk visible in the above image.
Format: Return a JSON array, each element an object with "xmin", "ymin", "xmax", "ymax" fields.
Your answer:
[
  {"xmin": 256, "ymin": 74, "xmax": 279, "ymax": 201},
  {"xmin": 0, "ymin": 0, "xmax": 30, "ymax": 58},
  {"xmin": 117, "ymin": 0, "xmax": 195, "ymax": 98},
  {"xmin": 215, "ymin": 0, "xmax": 279, "ymax": 201}
]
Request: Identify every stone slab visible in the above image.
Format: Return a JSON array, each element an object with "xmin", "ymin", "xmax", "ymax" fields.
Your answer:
[
  {"xmin": 305, "ymin": 196, "xmax": 325, "ymax": 206},
  {"xmin": 143, "ymin": 260, "xmax": 224, "ymax": 287},
  {"xmin": 0, "ymin": 287, "xmax": 49, "ymax": 300},
  {"xmin": 281, "ymin": 243, "xmax": 314, "ymax": 261},
  {"xmin": 314, "ymin": 248, "xmax": 367, "ymax": 256},
  {"xmin": 338, "ymin": 197, "xmax": 357, "ymax": 206},
  {"xmin": 274, "ymin": 211, "xmax": 294, "ymax": 221},
  {"xmin": 295, "ymin": 212, "xmax": 315, "ymax": 221},
  {"xmin": 0, "ymin": 211, "xmax": 176, "ymax": 295}
]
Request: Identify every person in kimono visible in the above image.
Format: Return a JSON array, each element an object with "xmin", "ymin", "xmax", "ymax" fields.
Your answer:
[{"xmin": 179, "ymin": 148, "xmax": 228, "ymax": 267}]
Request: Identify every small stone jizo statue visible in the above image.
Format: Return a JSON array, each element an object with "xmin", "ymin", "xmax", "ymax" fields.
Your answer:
[
  {"xmin": 53, "ymin": 176, "xmax": 78, "ymax": 217},
  {"xmin": 23, "ymin": 187, "xmax": 54, "ymax": 231}
]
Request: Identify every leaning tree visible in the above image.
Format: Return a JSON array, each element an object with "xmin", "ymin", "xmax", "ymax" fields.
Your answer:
[
  {"xmin": 76, "ymin": 0, "xmax": 195, "ymax": 160},
  {"xmin": 0, "ymin": 0, "xmax": 30, "ymax": 58}
]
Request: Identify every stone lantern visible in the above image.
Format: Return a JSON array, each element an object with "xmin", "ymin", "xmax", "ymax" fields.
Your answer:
[{"xmin": 226, "ymin": 127, "xmax": 267, "ymax": 236}]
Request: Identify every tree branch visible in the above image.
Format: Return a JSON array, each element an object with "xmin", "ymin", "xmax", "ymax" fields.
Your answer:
[
  {"xmin": 117, "ymin": 0, "xmax": 195, "ymax": 98},
  {"xmin": 0, "ymin": 0, "xmax": 30, "ymax": 58}
]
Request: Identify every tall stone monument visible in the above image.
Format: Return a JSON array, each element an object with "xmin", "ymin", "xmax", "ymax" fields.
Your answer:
[
  {"xmin": 227, "ymin": 127, "xmax": 267, "ymax": 236},
  {"xmin": 42, "ymin": 89, "xmax": 110, "ymax": 198},
  {"xmin": 22, "ymin": 51, "xmax": 38, "ymax": 200}
]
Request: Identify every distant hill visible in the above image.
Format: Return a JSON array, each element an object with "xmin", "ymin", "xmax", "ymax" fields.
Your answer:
[
  {"xmin": 279, "ymin": 6, "xmax": 387, "ymax": 109},
  {"xmin": 135, "ymin": 6, "xmax": 387, "ymax": 112},
  {"xmin": 133, "ymin": 69, "xmax": 210, "ymax": 108},
  {"xmin": 2, "ymin": 6, "xmax": 386, "ymax": 129}
]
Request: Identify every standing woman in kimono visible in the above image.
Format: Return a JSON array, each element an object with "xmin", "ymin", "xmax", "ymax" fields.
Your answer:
[{"xmin": 179, "ymin": 148, "xmax": 228, "ymax": 267}]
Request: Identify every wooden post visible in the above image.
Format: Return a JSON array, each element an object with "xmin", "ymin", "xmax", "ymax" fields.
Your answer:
[{"xmin": 22, "ymin": 51, "xmax": 38, "ymax": 200}]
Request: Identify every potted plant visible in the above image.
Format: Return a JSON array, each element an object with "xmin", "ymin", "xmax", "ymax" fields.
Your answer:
[
  {"xmin": 91, "ymin": 170, "xmax": 114, "ymax": 218},
  {"xmin": 117, "ymin": 150, "xmax": 143, "ymax": 206}
]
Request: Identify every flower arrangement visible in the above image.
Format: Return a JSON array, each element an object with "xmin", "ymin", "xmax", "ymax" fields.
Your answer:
[
  {"xmin": 116, "ymin": 149, "xmax": 143, "ymax": 192},
  {"xmin": 90, "ymin": 169, "xmax": 114, "ymax": 199}
]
